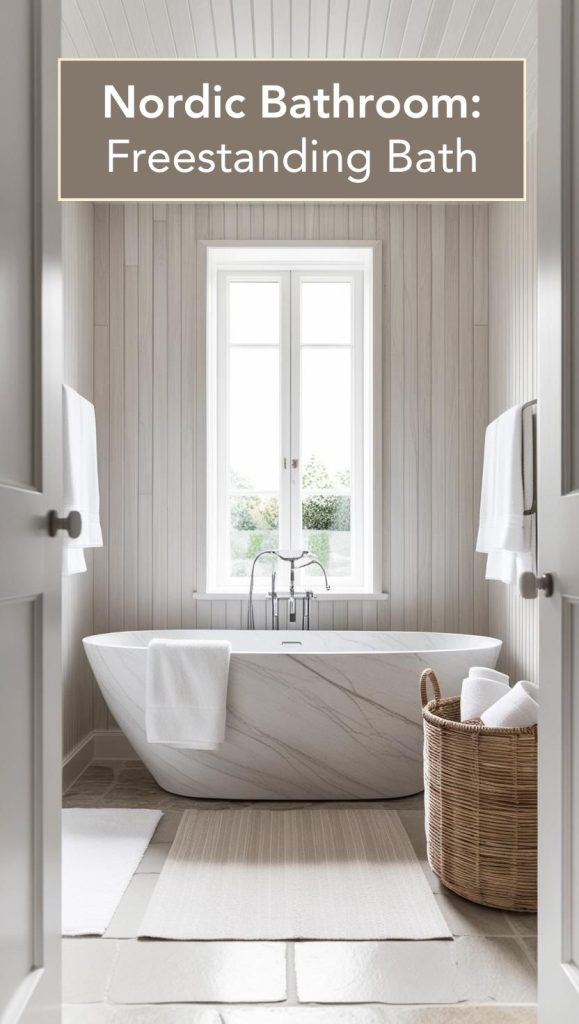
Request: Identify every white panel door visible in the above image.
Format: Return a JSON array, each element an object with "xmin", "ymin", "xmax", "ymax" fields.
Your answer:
[
  {"xmin": 537, "ymin": 0, "xmax": 579, "ymax": 1020},
  {"xmin": 0, "ymin": 0, "xmax": 63, "ymax": 1021}
]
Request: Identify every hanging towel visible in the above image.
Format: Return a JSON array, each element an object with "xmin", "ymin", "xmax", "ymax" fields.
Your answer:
[
  {"xmin": 62, "ymin": 385, "xmax": 103, "ymax": 575},
  {"xmin": 146, "ymin": 639, "xmax": 231, "ymax": 749},
  {"xmin": 476, "ymin": 404, "xmax": 533, "ymax": 584}
]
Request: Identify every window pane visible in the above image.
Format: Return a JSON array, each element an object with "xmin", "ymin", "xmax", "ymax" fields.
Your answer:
[
  {"xmin": 301, "ymin": 347, "xmax": 352, "ymax": 578},
  {"xmin": 303, "ymin": 497, "xmax": 351, "ymax": 578},
  {"xmin": 228, "ymin": 281, "xmax": 280, "ymax": 345},
  {"xmin": 230, "ymin": 496, "xmax": 278, "ymax": 578},
  {"xmin": 300, "ymin": 348, "xmax": 351, "ymax": 489},
  {"xmin": 229, "ymin": 347, "xmax": 279, "ymax": 492},
  {"xmin": 300, "ymin": 281, "xmax": 351, "ymax": 345}
]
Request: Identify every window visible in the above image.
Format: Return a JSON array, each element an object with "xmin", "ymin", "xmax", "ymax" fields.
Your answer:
[{"xmin": 205, "ymin": 246, "xmax": 378, "ymax": 594}]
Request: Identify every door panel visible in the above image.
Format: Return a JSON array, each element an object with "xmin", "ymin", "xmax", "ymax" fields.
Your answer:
[
  {"xmin": 566, "ymin": 599, "xmax": 579, "ymax": 970},
  {"xmin": 538, "ymin": 0, "xmax": 579, "ymax": 1019},
  {"xmin": 0, "ymin": 600, "xmax": 36, "ymax": 1011},
  {"xmin": 0, "ymin": 0, "xmax": 63, "ymax": 1021},
  {"xmin": 0, "ymin": 0, "xmax": 35, "ymax": 488}
]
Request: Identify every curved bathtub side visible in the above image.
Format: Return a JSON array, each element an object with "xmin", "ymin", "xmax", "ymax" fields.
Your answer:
[{"xmin": 82, "ymin": 632, "xmax": 501, "ymax": 800}]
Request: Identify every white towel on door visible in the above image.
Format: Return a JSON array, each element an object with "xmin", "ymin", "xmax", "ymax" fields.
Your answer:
[
  {"xmin": 476, "ymin": 404, "xmax": 533, "ymax": 584},
  {"xmin": 62, "ymin": 385, "xmax": 103, "ymax": 574},
  {"xmin": 146, "ymin": 639, "xmax": 231, "ymax": 749}
]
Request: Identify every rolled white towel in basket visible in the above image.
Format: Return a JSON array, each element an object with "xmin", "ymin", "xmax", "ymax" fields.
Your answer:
[
  {"xmin": 481, "ymin": 680, "xmax": 539, "ymax": 728},
  {"xmin": 468, "ymin": 666, "xmax": 510, "ymax": 686},
  {"xmin": 461, "ymin": 676, "xmax": 510, "ymax": 722}
]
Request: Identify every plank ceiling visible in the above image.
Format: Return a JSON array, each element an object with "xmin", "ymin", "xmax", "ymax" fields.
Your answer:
[{"xmin": 62, "ymin": 0, "xmax": 537, "ymax": 130}]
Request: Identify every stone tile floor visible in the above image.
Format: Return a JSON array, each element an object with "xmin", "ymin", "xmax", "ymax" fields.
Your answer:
[{"xmin": 63, "ymin": 761, "xmax": 538, "ymax": 1023}]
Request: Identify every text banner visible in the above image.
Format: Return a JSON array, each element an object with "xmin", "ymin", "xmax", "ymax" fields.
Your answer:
[{"xmin": 59, "ymin": 59, "xmax": 525, "ymax": 202}]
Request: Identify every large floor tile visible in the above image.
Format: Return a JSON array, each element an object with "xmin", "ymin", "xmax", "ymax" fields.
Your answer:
[
  {"xmin": 136, "ymin": 843, "xmax": 171, "ymax": 873},
  {"xmin": 295, "ymin": 937, "xmax": 536, "ymax": 1004},
  {"xmin": 295, "ymin": 940, "xmax": 460, "ymax": 1004},
  {"xmin": 109, "ymin": 1008, "xmax": 222, "ymax": 1023},
  {"xmin": 109, "ymin": 941, "xmax": 287, "ymax": 1003},
  {"xmin": 63, "ymin": 1007, "xmax": 110, "ymax": 1024},
  {"xmin": 455, "ymin": 938, "xmax": 537, "ymax": 1003},
  {"xmin": 434, "ymin": 892, "xmax": 513, "ymax": 937},
  {"xmin": 506, "ymin": 912, "xmax": 538, "ymax": 937},
  {"xmin": 222, "ymin": 1012, "xmax": 537, "ymax": 1024},
  {"xmin": 64, "ymin": 794, "xmax": 108, "ymax": 808},
  {"xmin": 382, "ymin": 1010, "xmax": 537, "ymax": 1023},
  {"xmin": 223, "ymin": 1010, "xmax": 398, "ymax": 1022},
  {"xmin": 522, "ymin": 936, "xmax": 537, "ymax": 968},
  {"xmin": 352, "ymin": 1011, "xmax": 537, "ymax": 1024},
  {"xmin": 105, "ymin": 876, "xmax": 159, "ymax": 938},
  {"xmin": 151, "ymin": 811, "xmax": 183, "ymax": 843},
  {"xmin": 65, "ymin": 765, "xmax": 116, "ymax": 797},
  {"xmin": 62, "ymin": 938, "xmax": 119, "ymax": 1003}
]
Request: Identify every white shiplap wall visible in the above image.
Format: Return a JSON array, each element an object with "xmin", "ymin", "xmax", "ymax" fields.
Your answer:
[
  {"xmin": 89, "ymin": 200, "xmax": 490, "ymax": 733},
  {"xmin": 488, "ymin": 138, "xmax": 538, "ymax": 682},
  {"xmin": 62, "ymin": 203, "xmax": 97, "ymax": 756}
]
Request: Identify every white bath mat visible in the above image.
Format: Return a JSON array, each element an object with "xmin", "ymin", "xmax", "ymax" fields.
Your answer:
[
  {"xmin": 62, "ymin": 808, "xmax": 163, "ymax": 935},
  {"xmin": 140, "ymin": 807, "xmax": 450, "ymax": 940}
]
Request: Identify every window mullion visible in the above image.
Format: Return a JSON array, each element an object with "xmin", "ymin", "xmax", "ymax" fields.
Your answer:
[
  {"xmin": 289, "ymin": 271, "xmax": 302, "ymax": 556},
  {"xmin": 279, "ymin": 272, "xmax": 292, "ymax": 571}
]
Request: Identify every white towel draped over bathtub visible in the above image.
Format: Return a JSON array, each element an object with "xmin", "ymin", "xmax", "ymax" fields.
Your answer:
[
  {"xmin": 62, "ymin": 385, "xmax": 103, "ymax": 574},
  {"xmin": 146, "ymin": 639, "xmax": 231, "ymax": 749},
  {"xmin": 476, "ymin": 403, "xmax": 534, "ymax": 585}
]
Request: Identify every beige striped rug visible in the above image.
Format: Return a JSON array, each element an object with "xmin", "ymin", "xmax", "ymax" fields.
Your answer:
[{"xmin": 140, "ymin": 807, "xmax": 450, "ymax": 940}]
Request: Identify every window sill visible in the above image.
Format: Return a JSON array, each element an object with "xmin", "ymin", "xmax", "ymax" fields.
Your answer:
[{"xmin": 192, "ymin": 592, "xmax": 389, "ymax": 601}]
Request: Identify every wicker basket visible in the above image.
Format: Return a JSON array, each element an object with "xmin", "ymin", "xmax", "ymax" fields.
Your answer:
[{"xmin": 420, "ymin": 668, "xmax": 537, "ymax": 912}]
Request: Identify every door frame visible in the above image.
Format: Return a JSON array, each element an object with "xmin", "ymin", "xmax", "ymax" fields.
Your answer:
[{"xmin": 537, "ymin": 0, "xmax": 579, "ymax": 1018}]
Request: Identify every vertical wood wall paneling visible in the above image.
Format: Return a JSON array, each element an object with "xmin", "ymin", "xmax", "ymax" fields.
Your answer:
[
  {"xmin": 88, "ymin": 200, "xmax": 491, "ymax": 738},
  {"xmin": 417, "ymin": 205, "xmax": 432, "ymax": 632},
  {"xmin": 137, "ymin": 204, "xmax": 154, "ymax": 630},
  {"xmin": 62, "ymin": 203, "xmax": 95, "ymax": 756},
  {"xmin": 92, "ymin": 203, "xmax": 111, "ymax": 730},
  {"xmin": 123, "ymin": 206, "xmax": 139, "ymax": 632},
  {"xmin": 488, "ymin": 139, "xmax": 538, "ymax": 681},
  {"xmin": 458, "ymin": 206, "xmax": 475, "ymax": 633},
  {"xmin": 152, "ymin": 207, "xmax": 169, "ymax": 628},
  {"xmin": 430, "ymin": 205, "xmax": 446, "ymax": 631},
  {"xmin": 181, "ymin": 205, "xmax": 197, "ymax": 628},
  {"xmin": 167, "ymin": 205, "xmax": 183, "ymax": 626},
  {"xmin": 108, "ymin": 205, "xmax": 125, "ymax": 634},
  {"xmin": 444, "ymin": 206, "xmax": 460, "ymax": 631},
  {"xmin": 403, "ymin": 205, "xmax": 418, "ymax": 629}
]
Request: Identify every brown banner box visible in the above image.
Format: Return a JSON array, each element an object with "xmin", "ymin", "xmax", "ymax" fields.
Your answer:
[{"xmin": 59, "ymin": 59, "xmax": 525, "ymax": 203}]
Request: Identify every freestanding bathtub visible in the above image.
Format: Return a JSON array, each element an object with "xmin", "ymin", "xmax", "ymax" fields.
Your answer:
[{"xmin": 83, "ymin": 630, "xmax": 501, "ymax": 800}]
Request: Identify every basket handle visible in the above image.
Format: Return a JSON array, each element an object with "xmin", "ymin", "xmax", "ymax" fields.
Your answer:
[{"xmin": 420, "ymin": 669, "xmax": 441, "ymax": 708}]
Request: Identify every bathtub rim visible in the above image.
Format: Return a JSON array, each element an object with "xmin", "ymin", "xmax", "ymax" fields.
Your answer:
[{"xmin": 82, "ymin": 628, "xmax": 503, "ymax": 657}]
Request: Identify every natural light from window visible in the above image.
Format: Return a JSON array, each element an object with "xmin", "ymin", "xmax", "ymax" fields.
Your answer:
[{"xmin": 205, "ymin": 246, "xmax": 377, "ymax": 596}]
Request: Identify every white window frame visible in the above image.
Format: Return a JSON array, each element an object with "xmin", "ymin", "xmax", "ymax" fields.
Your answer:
[{"xmin": 201, "ymin": 244, "xmax": 382, "ymax": 598}]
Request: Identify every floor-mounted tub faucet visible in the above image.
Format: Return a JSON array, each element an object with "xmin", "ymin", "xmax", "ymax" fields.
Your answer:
[{"xmin": 247, "ymin": 549, "xmax": 330, "ymax": 629}]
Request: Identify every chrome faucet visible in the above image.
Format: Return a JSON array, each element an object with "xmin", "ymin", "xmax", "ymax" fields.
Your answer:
[{"xmin": 247, "ymin": 548, "xmax": 330, "ymax": 629}]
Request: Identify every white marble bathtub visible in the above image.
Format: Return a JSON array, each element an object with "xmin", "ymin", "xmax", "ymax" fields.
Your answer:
[{"xmin": 83, "ymin": 630, "xmax": 501, "ymax": 800}]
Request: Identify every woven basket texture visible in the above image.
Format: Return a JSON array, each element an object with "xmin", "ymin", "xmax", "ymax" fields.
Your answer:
[{"xmin": 420, "ymin": 668, "xmax": 537, "ymax": 912}]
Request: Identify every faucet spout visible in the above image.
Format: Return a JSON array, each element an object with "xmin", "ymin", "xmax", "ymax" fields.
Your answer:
[{"xmin": 299, "ymin": 558, "xmax": 331, "ymax": 591}]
